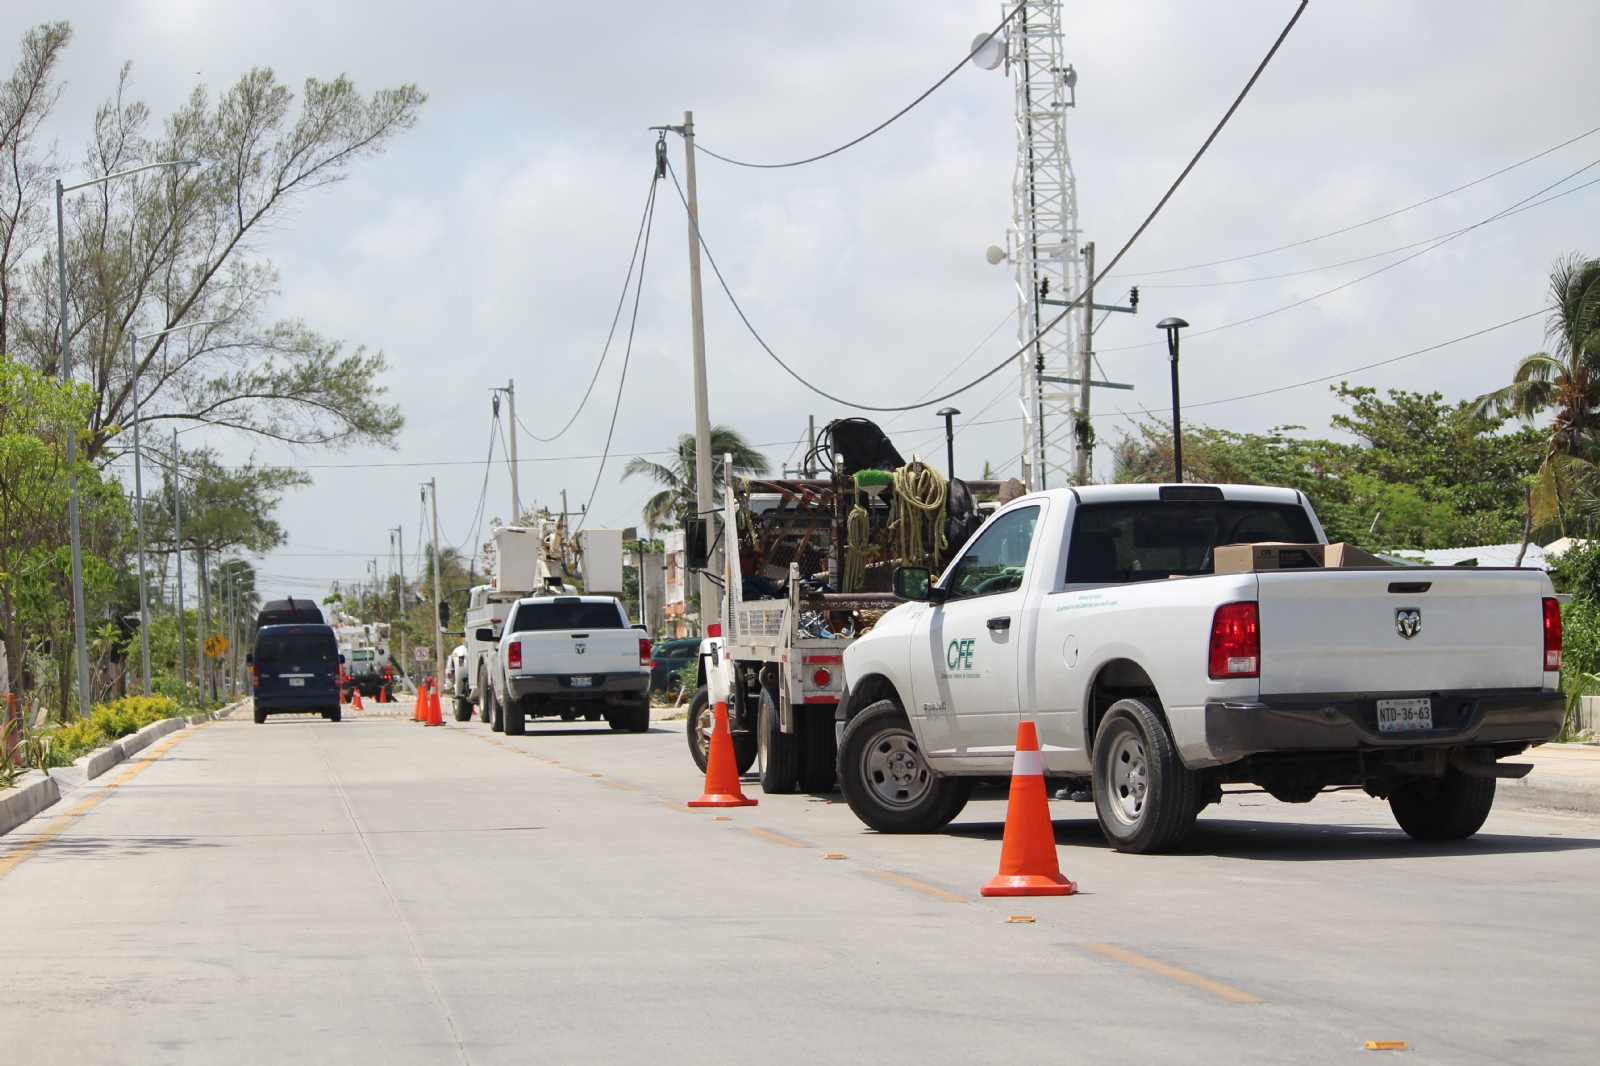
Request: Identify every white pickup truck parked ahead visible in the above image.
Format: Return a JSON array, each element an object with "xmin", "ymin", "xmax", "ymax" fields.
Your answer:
[
  {"xmin": 839, "ymin": 483, "xmax": 1565, "ymax": 853},
  {"xmin": 481, "ymin": 595, "xmax": 652, "ymax": 735}
]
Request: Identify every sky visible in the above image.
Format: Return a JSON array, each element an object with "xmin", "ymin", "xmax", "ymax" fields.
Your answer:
[{"xmin": 4, "ymin": 0, "xmax": 1599, "ymax": 602}]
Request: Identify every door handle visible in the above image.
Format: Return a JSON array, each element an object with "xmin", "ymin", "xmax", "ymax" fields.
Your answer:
[{"xmin": 986, "ymin": 616, "xmax": 1011, "ymax": 631}]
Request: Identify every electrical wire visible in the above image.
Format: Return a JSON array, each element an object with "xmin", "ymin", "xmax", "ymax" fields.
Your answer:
[
  {"xmin": 689, "ymin": 6, "xmax": 1024, "ymax": 170},
  {"xmin": 663, "ymin": 0, "xmax": 1308, "ymax": 413},
  {"xmin": 574, "ymin": 172, "xmax": 659, "ymax": 531},
  {"xmin": 522, "ymin": 172, "xmax": 662, "ymax": 443},
  {"xmin": 1111, "ymin": 121, "xmax": 1600, "ymax": 279}
]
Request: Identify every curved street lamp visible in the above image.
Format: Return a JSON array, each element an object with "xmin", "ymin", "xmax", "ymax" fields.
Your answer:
[
  {"xmin": 1157, "ymin": 318, "xmax": 1189, "ymax": 484},
  {"xmin": 936, "ymin": 407, "xmax": 962, "ymax": 484}
]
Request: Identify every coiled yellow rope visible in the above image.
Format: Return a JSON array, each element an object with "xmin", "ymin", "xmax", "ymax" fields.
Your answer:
[
  {"xmin": 890, "ymin": 462, "xmax": 947, "ymax": 569},
  {"xmin": 844, "ymin": 498, "xmax": 875, "ymax": 592}
]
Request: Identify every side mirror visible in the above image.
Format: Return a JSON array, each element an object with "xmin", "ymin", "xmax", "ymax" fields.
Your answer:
[
  {"xmin": 339, "ymin": 654, "xmax": 346, "ymax": 664},
  {"xmin": 685, "ymin": 516, "xmax": 710, "ymax": 570},
  {"xmin": 475, "ymin": 627, "xmax": 495, "ymax": 643},
  {"xmin": 893, "ymin": 566, "xmax": 932, "ymax": 601},
  {"xmin": 437, "ymin": 601, "xmax": 451, "ymax": 627},
  {"xmin": 245, "ymin": 653, "xmax": 253, "ymax": 665},
  {"xmin": 633, "ymin": 623, "xmax": 648, "ymax": 632}
]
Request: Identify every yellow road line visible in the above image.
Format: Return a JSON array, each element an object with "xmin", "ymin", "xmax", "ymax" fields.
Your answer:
[
  {"xmin": 658, "ymin": 800, "xmax": 695, "ymax": 812},
  {"xmin": 1079, "ymin": 942, "xmax": 1265, "ymax": 1004},
  {"xmin": 869, "ymin": 870, "xmax": 970, "ymax": 903},
  {"xmin": 0, "ymin": 725, "xmax": 200, "ymax": 882},
  {"xmin": 603, "ymin": 780, "xmax": 640, "ymax": 792},
  {"xmin": 741, "ymin": 827, "xmax": 810, "ymax": 848}
]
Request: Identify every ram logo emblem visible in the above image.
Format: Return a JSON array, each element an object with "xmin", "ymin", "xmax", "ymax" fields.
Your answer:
[
  {"xmin": 574, "ymin": 642, "xmax": 586, "ymax": 655},
  {"xmin": 1394, "ymin": 609, "xmax": 1421, "ymax": 640}
]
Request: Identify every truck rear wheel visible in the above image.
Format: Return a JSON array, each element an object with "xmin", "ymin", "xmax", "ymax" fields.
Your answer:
[
  {"xmin": 504, "ymin": 696, "xmax": 526, "ymax": 735},
  {"xmin": 838, "ymin": 699, "xmax": 970, "ymax": 833},
  {"xmin": 1389, "ymin": 768, "xmax": 1495, "ymax": 840},
  {"xmin": 1092, "ymin": 698, "xmax": 1199, "ymax": 854},
  {"xmin": 758, "ymin": 688, "xmax": 800, "ymax": 794},
  {"xmin": 453, "ymin": 697, "xmax": 472, "ymax": 722},
  {"xmin": 797, "ymin": 706, "xmax": 837, "ymax": 792},
  {"xmin": 687, "ymin": 687, "xmax": 757, "ymax": 774},
  {"xmin": 254, "ymin": 706, "xmax": 267, "ymax": 724}
]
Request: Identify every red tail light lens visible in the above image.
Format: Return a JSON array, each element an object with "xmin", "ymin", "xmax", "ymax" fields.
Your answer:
[
  {"xmin": 812, "ymin": 668, "xmax": 832, "ymax": 687},
  {"xmin": 1209, "ymin": 601, "xmax": 1260, "ymax": 679},
  {"xmin": 1544, "ymin": 597, "xmax": 1563, "ymax": 671},
  {"xmin": 508, "ymin": 641, "xmax": 522, "ymax": 670},
  {"xmin": 251, "ymin": 665, "xmax": 259, "ymax": 689},
  {"xmin": 640, "ymin": 637, "xmax": 653, "ymax": 666}
]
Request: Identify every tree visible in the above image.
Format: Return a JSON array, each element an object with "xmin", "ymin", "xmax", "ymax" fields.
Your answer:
[
  {"xmin": 622, "ymin": 426, "xmax": 771, "ymax": 530},
  {"xmin": 1475, "ymin": 254, "xmax": 1600, "ymax": 523},
  {"xmin": 0, "ymin": 26, "xmax": 422, "ymax": 460}
]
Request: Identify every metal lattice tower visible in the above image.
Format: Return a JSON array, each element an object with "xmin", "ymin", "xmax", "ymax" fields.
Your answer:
[{"xmin": 1003, "ymin": 0, "xmax": 1084, "ymax": 489}]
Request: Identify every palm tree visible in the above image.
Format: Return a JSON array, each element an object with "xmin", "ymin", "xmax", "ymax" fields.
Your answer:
[
  {"xmin": 622, "ymin": 426, "xmax": 770, "ymax": 530},
  {"xmin": 1476, "ymin": 254, "xmax": 1600, "ymax": 522}
]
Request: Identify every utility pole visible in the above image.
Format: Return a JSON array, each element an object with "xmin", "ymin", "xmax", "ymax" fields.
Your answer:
[
  {"xmin": 505, "ymin": 379, "xmax": 521, "ymax": 521},
  {"xmin": 199, "ymin": 547, "xmax": 212, "ymax": 700},
  {"xmin": 1074, "ymin": 241, "xmax": 1096, "ymax": 485},
  {"xmin": 130, "ymin": 331, "xmax": 152, "ymax": 696},
  {"xmin": 391, "ymin": 527, "xmax": 405, "ymax": 614},
  {"xmin": 679, "ymin": 110, "xmax": 718, "ymax": 631},
  {"xmin": 806, "ymin": 415, "xmax": 816, "ymax": 478},
  {"xmin": 173, "ymin": 430, "xmax": 186, "ymax": 698},
  {"xmin": 428, "ymin": 479, "xmax": 445, "ymax": 686}
]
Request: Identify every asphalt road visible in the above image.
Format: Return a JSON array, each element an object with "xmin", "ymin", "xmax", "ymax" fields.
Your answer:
[{"xmin": 2, "ymin": 705, "xmax": 1597, "ymax": 1064}]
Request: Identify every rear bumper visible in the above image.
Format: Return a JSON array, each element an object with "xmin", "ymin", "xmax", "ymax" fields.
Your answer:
[
  {"xmin": 1204, "ymin": 689, "xmax": 1565, "ymax": 762},
  {"xmin": 255, "ymin": 689, "xmax": 339, "ymax": 711},
  {"xmin": 507, "ymin": 673, "xmax": 649, "ymax": 700}
]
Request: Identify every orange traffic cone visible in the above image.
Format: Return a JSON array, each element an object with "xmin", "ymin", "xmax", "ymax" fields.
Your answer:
[
  {"xmin": 413, "ymin": 686, "xmax": 425, "ymax": 721},
  {"xmin": 687, "ymin": 700, "xmax": 757, "ymax": 807},
  {"xmin": 424, "ymin": 681, "xmax": 444, "ymax": 726},
  {"xmin": 981, "ymin": 721, "xmax": 1077, "ymax": 897},
  {"xmin": 351, "ymin": 689, "xmax": 364, "ymax": 711}
]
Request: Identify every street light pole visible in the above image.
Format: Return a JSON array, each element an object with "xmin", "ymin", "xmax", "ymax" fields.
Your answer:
[
  {"xmin": 428, "ymin": 479, "xmax": 445, "ymax": 686},
  {"xmin": 936, "ymin": 407, "xmax": 961, "ymax": 484},
  {"xmin": 173, "ymin": 429, "xmax": 187, "ymax": 697},
  {"xmin": 56, "ymin": 159, "xmax": 200, "ymax": 717},
  {"xmin": 679, "ymin": 111, "xmax": 717, "ymax": 633},
  {"xmin": 1157, "ymin": 318, "xmax": 1189, "ymax": 484}
]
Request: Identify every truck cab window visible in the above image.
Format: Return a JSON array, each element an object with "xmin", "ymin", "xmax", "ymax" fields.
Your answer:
[
  {"xmin": 509, "ymin": 601, "xmax": 628, "ymax": 631},
  {"xmin": 1065, "ymin": 500, "xmax": 1317, "ymax": 585},
  {"xmin": 945, "ymin": 505, "xmax": 1039, "ymax": 599}
]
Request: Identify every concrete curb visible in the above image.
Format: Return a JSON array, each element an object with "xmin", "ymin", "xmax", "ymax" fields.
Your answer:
[
  {"xmin": 0, "ymin": 770, "xmax": 61, "ymax": 837},
  {"xmin": 1495, "ymin": 775, "xmax": 1600, "ymax": 814}
]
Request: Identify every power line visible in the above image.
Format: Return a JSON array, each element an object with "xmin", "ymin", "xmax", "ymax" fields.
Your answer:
[
  {"xmin": 663, "ymin": 0, "xmax": 1308, "ymax": 413},
  {"xmin": 689, "ymin": 6, "xmax": 1024, "ymax": 169},
  {"xmin": 1111, "ymin": 121, "xmax": 1600, "ymax": 279},
  {"xmin": 575, "ymin": 170, "xmax": 659, "ymax": 531},
  {"xmin": 524, "ymin": 173, "xmax": 662, "ymax": 443}
]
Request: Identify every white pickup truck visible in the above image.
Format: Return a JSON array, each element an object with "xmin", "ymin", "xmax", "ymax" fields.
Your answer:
[
  {"xmin": 839, "ymin": 483, "xmax": 1565, "ymax": 853},
  {"xmin": 480, "ymin": 595, "xmax": 652, "ymax": 735}
]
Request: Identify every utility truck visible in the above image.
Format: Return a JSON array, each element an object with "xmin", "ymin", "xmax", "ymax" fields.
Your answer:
[
  {"xmin": 460, "ymin": 521, "xmax": 576, "ymax": 724},
  {"xmin": 327, "ymin": 609, "xmax": 393, "ymax": 703},
  {"xmin": 695, "ymin": 419, "xmax": 1001, "ymax": 792},
  {"xmin": 838, "ymin": 483, "xmax": 1565, "ymax": 852}
]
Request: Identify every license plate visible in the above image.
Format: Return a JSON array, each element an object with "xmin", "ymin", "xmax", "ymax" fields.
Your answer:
[
  {"xmin": 289, "ymin": 678, "xmax": 305, "ymax": 687},
  {"xmin": 1377, "ymin": 697, "xmax": 1432, "ymax": 732},
  {"xmin": 570, "ymin": 676, "xmax": 592, "ymax": 688}
]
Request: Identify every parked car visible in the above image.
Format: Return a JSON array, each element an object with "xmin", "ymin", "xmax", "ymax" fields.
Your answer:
[
  {"xmin": 840, "ymin": 482, "xmax": 1564, "ymax": 852},
  {"xmin": 250, "ymin": 624, "xmax": 343, "ymax": 723},
  {"xmin": 650, "ymin": 637, "xmax": 702, "ymax": 696}
]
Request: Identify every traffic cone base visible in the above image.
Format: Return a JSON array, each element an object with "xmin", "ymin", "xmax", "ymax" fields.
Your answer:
[
  {"xmin": 352, "ymin": 690, "xmax": 364, "ymax": 710},
  {"xmin": 979, "ymin": 721, "xmax": 1077, "ymax": 897},
  {"xmin": 688, "ymin": 700, "xmax": 756, "ymax": 807}
]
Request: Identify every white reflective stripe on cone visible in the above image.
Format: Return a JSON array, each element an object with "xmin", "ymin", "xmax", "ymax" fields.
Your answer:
[{"xmin": 1011, "ymin": 750, "xmax": 1043, "ymax": 777}]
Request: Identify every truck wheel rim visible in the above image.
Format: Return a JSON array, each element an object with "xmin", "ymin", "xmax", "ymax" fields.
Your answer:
[
  {"xmin": 1107, "ymin": 730, "xmax": 1149, "ymax": 827},
  {"xmin": 695, "ymin": 703, "xmax": 714, "ymax": 757},
  {"xmin": 863, "ymin": 728, "xmax": 932, "ymax": 809}
]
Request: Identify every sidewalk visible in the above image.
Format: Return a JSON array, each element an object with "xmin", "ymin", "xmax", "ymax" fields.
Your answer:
[{"xmin": 1497, "ymin": 742, "xmax": 1600, "ymax": 814}]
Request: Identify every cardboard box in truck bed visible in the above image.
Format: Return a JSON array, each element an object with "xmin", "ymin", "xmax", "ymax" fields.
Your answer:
[{"xmin": 1214, "ymin": 541, "xmax": 1391, "ymax": 573}]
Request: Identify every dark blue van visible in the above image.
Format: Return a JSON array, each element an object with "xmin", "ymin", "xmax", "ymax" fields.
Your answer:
[{"xmin": 250, "ymin": 624, "xmax": 343, "ymax": 723}]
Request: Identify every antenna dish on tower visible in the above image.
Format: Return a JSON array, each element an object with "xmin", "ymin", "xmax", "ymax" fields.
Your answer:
[{"xmin": 970, "ymin": 32, "xmax": 1005, "ymax": 70}]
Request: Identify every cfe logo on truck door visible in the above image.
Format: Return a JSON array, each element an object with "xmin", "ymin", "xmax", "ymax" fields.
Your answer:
[{"xmin": 943, "ymin": 638, "xmax": 978, "ymax": 679}]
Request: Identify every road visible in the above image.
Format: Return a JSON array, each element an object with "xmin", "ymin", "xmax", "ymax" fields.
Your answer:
[{"xmin": 1, "ymin": 705, "xmax": 1597, "ymax": 1064}]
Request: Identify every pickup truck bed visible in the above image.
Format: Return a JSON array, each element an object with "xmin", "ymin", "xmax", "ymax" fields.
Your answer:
[{"xmin": 839, "ymin": 483, "xmax": 1564, "ymax": 852}]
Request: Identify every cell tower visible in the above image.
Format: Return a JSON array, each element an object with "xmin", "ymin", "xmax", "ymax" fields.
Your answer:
[{"xmin": 1000, "ymin": 1, "xmax": 1087, "ymax": 488}]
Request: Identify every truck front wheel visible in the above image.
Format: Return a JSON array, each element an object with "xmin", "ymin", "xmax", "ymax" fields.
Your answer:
[
  {"xmin": 838, "ymin": 700, "xmax": 971, "ymax": 833},
  {"xmin": 687, "ymin": 687, "xmax": 757, "ymax": 774},
  {"xmin": 453, "ymin": 697, "xmax": 472, "ymax": 722},
  {"xmin": 1092, "ymin": 698, "xmax": 1199, "ymax": 854},
  {"xmin": 1389, "ymin": 768, "xmax": 1495, "ymax": 840}
]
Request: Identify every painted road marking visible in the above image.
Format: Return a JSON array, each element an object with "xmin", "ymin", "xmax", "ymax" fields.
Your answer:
[
  {"xmin": 0, "ymin": 725, "xmax": 201, "ymax": 882},
  {"xmin": 1079, "ymin": 943, "xmax": 1265, "ymax": 1004},
  {"xmin": 658, "ymin": 800, "xmax": 695, "ymax": 812},
  {"xmin": 602, "ymin": 780, "xmax": 640, "ymax": 792},
  {"xmin": 869, "ymin": 870, "xmax": 970, "ymax": 903},
  {"xmin": 742, "ymin": 827, "xmax": 810, "ymax": 848}
]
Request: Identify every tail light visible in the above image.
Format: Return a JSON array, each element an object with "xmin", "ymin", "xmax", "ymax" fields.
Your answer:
[
  {"xmin": 640, "ymin": 638, "xmax": 653, "ymax": 666},
  {"xmin": 1208, "ymin": 601, "xmax": 1260, "ymax": 679},
  {"xmin": 251, "ymin": 665, "xmax": 259, "ymax": 689},
  {"xmin": 1543, "ymin": 597, "xmax": 1562, "ymax": 671},
  {"xmin": 508, "ymin": 641, "xmax": 522, "ymax": 670},
  {"xmin": 812, "ymin": 668, "xmax": 832, "ymax": 688}
]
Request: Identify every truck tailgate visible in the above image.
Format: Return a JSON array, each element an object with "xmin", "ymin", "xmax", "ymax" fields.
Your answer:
[
  {"xmin": 512, "ymin": 630, "xmax": 638, "ymax": 674},
  {"xmin": 1257, "ymin": 569, "xmax": 1548, "ymax": 695}
]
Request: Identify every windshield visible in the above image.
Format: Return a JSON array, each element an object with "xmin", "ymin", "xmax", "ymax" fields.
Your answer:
[
  {"xmin": 1066, "ymin": 500, "xmax": 1317, "ymax": 585},
  {"xmin": 256, "ymin": 631, "xmax": 337, "ymax": 663},
  {"xmin": 510, "ymin": 601, "xmax": 626, "ymax": 632},
  {"xmin": 351, "ymin": 649, "xmax": 375, "ymax": 661}
]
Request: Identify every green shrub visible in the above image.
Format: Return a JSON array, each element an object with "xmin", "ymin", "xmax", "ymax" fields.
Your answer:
[
  {"xmin": 53, "ymin": 718, "xmax": 107, "ymax": 761},
  {"xmin": 90, "ymin": 695, "xmax": 180, "ymax": 739}
]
